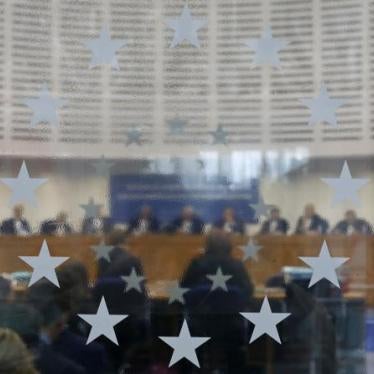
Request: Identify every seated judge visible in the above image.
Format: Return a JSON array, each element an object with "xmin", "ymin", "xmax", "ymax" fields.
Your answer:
[
  {"xmin": 259, "ymin": 206, "xmax": 289, "ymax": 235},
  {"xmin": 295, "ymin": 204, "xmax": 329, "ymax": 235},
  {"xmin": 332, "ymin": 210, "xmax": 373, "ymax": 235},
  {"xmin": 40, "ymin": 211, "xmax": 73, "ymax": 236},
  {"xmin": 81, "ymin": 206, "xmax": 112, "ymax": 235},
  {"xmin": 1, "ymin": 204, "xmax": 31, "ymax": 235},
  {"xmin": 167, "ymin": 205, "xmax": 204, "ymax": 234},
  {"xmin": 214, "ymin": 207, "xmax": 244, "ymax": 234},
  {"xmin": 128, "ymin": 205, "xmax": 160, "ymax": 234}
]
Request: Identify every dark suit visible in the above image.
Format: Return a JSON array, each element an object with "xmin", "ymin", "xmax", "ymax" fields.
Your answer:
[
  {"xmin": 52, "ymin": 329, "xmax": 108, "ymax": 374},
  {"xmin": 295, "ymin": 214, "xmax": 329, "ymax": 234},
  {"xmin": 167, "ymin": 216, "xmax": 205, "ymax": 234},
  {"xmin": 181, "ymin": 252, "xmax": 254, "ymax": 371},
  {"xmin": 260, "ymin": 218, "xmax": 289, "ymax": 234},
  {"xmin": 181, "ymin": 252, "xmax": 254, "ymax": 310},
  {"xmin": 214, "ymin": 218, "xmax": 244, "ymax": 234},
  {"xmin": 40, "ymin": 220, "xmax": 73, "ymax": 235},
  {"xmin": 81, "ymin": 217, "xmax": 112, "ymax": 234},
  {"xmin": 36, "ymin": 341, "xmax": 86, "ymax": 374},
  {"xmin": 128, "ymin": 216, "xmax": 160, "ymax": 234},
  {"xmin": 333, "ymin": 219, "xmax": 373, "ymax": 235},
  {"xmin": 94, "ymin": 249, "xmax": 148, "ymax": 370},
  {"xmin": 1, "ymin": 218, "xmax": 31, "ymax": 235}
]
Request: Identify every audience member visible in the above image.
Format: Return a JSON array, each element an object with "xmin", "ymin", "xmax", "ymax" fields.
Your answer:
[
  {"xmin": 259, "ymin": 207, "xmax": 289, "ymax": 235},
  {"xmin": 214, "ymin": 207, "xmax": 244, "ymax": 234},
  {"xmin": 181, "ymin": 230, "xmax": 254, "ymax": 308},
  {"xmin": 294, "ymin": 204, "xmax": 329, "ymax": 235},
  {"xmin": 181, "ymin": 230, "xmax": 254, "ymax": 371},
  {"xmin": 0, "ymin": 328, "xmax": 38, "ymax": 374},
  {"xmin": 26, "ymin": 278, "xmax": 109, "ymax": 374},
  {"xmin": 93, "ymin": 233, "xmax": 148, "ymax": 371},
  {"xmin": 128, "ymin": 205, "xmax": 160, "ymax": 234},
  {"xmin": 81, "ymin": 207, "xmax": 112, "ymax": 235},
  {"xmin": 332, "ymin": 210, "xmax": 373, "ymax": 235},
  {"xmin": 40, "ymin": 211, "xmax": 73, "ymax": 236},
  {"xmin": 166, "ymin": 205, "xmax": 204, "ymax": 234},
  {"xmin": 97, "ymin": 229, "xmax": 132, "ymax": 277},
  {"xmin": 1, "ymin": 205, "xmax": 31, "ymax": 235}
]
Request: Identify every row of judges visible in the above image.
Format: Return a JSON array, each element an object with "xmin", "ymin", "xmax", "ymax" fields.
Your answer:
[{"xmin": 1, "ymin": 203, "xmax": 373, "ymax": 236}]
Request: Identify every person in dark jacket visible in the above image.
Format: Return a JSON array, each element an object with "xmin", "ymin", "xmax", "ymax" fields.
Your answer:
[
  {"xmin": 332, "ymin": 210, "xmax": 373, "ymax": 235},
  {"xmin": 40, "ymin": 211, "xmax": 73, "ymax": 236},
  {"xmin": 294, "ymin": 204, "xmax": 329, "ymax": 235},
  {"xmin": 214, "ymin": 207, "xmax": 244, "ymax": 234},
  {"xmin": 181, "ymin": 231, "xmax": 254, "ymax": 371},
  {"xmin": 167, "ymin": 205, "xmax": 205, "ymax": 234},
  {"xmin": 128, "ymin": 205, "xmax": 160, "ymax": 234},
  {"xmin": 259, "ymin": 207, "xmax": 289, "ymax": 235},
  {"xmin": 1, "ymin": 204, "xmax": 31, "ymax": 235}
]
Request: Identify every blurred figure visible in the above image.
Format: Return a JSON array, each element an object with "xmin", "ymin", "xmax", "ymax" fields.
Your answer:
[
  {"xmin": 181, "ymin": 231, "xmax": 254, "ymax": 371},
  {"xmin": 259, "ymin": 206, "xmax": 289, "ymax": 235},
  {"xmin": 128, "ymin": 205, "xmax": 160, "ymax": 234},
  {"xmin": 295, "ymin": 204, "xmax": 329, "ymax": 235},
  {"xmin": 1, "ymin": 204, "xmax": 31, "ymax": 235},
  {"xmin": 275, "ymin": 282, "xmax": 337, "ymax": 374},
  {"xmin": 181, "ymin": 230, "xmax": 254, "ymax": 308},
  {"xmin": 214, "ymin": 207, "xmax": 244, "ymax": 234},
  {"xmin": 81, "ymin": 207, "xmax": 112, "ymax": 235},
  {"xmin": 167, "ymin": 205, "xmax": 204, "ymax": 234},
  {"xmin": 0, "ymin": 301, "xmax": 85, "ymax": 374},
  {"xmin": 93, "ymin": 233, "xmax": 148, "ymax": 371},
  {"xmin": 332, "ymin": 210, "xmax": 373, "ymax": 235},
  {"xmin": 26, "ymin": 278, "xmax": 108, "ymax": 374},
  {"xmin": 97, "ymin": 229, "xmax": 133, "ymax": 277},
  {"xmin": 40, "ymin": 211, "xmax": 73, "ymax": 236},
  {"xmin": 0, "ymin": 328, "xmax": 38, "ymax": 374},
  {"xmin": 0, "ymin": 276, "xmax": 12, "ymax": 303}
]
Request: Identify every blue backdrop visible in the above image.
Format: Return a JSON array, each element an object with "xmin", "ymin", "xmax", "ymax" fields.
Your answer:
[{"xmin": 110, "ymin": 174, "xmax": 259, "ymax": 225}]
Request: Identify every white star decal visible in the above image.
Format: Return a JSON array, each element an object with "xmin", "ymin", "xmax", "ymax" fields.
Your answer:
[
  {"xmin": 321, "ymin": 161, "xmax": 369, "ymax": 206},
  {"xmin": 80, "ymin": 197, "xmax": 102, "ymax": 219},
  {"xmin": 166, "ymin": 4, "xmax": 206, "ymax": 48},
  {"xmin": 126, "ymin": 129, "xmax": 142, "ymax": 145},
  {"xmin": 19, "ymin": 240, "xmax": 68, "ymax": 287},
  {"xmin": 211, "ymin": 125, "xmax": 228, "ymax": 144},
  {"xmin": 300, "ymin": 84, "xmax": 345, "ymax": 126},
  {"xmin": 240, "ymin": 297, "xmax": 290, "ymax": 344},
  {"xmin": 244, "ymin": 26, "xmax": 288, "ymax": 68},
  {"xmin": 206, "ymin": 267, "xmax": 232, "ymax": 291},
  {"xmin": 121, "ymin": 268, "xmax": 145, "ymax": 293},
  {"xmin": 249, "ymin": 195, "xmax": 272, "ymax": 220},
  {"xmin": 78, "ymin": 297, "xmax": 128, "ymax": 345},
  {"xmin": 159, "ymin": 320, "xmax": 210, "ymax": 367},
  {"xmin": 91, "ymin": 156, "xmax": 115, "ymax": 177},
  {"xmin": 84, "ymin": 25, "xmax": 127, "ymax": 70},
  {"xmin": 24, "ymin": 85, "xmax": 66, "ymax": 126},
  {"xmin": 239, "ymin": 239, "xmax": 262, "ymax": 262},
  {"xmin": 90, "ymin": 240, "xmax": 114, "ymax": 262},
  {"xmin": 1, "ymin": 161, "xmax": 47, "ymax": 207},
  {"xmin": 299, "ymin": 240, "xmax": 349, "ymax": 288},
  {"xmin": 167, "ymin": 281, "xmax": 189, "ymax": 304}
]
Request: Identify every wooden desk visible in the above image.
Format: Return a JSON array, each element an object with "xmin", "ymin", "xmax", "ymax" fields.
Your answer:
[{"xmin": 0, "ymin": 235, "xmax": 371, "ymax": 303}]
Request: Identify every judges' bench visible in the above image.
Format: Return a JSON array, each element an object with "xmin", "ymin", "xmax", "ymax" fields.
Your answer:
[{"xmin": 0, "ymin": 234, "xmax": 371, "ymax": 304}]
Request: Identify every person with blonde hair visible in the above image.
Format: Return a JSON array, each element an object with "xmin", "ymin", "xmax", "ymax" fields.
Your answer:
[{"xmin": 0, "ymin": 328, "xmax": 38, "ymax": 374}]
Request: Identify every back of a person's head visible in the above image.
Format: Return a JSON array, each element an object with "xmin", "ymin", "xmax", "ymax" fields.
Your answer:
[
  {"xmin": 0, "ymin": 328, "xmax": 38, "ymax": 374},
  {"xmin": 56, "ymin": 261, "xmax": 89, "ymax": 314},
  {"xmin": 106, "ymin": 228, "xmax": 127, "ymax": 246},
  {"xmin": 205, "ymin": 230, "xmax": 232, "ymax": 256},
  {"xmin": 0, "ymin": 303, "xmax": 41, "ymax": 348}
]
